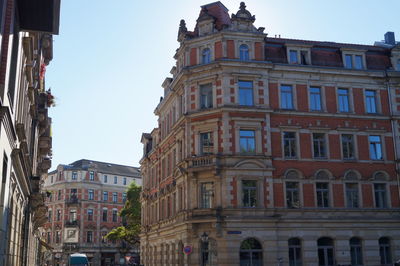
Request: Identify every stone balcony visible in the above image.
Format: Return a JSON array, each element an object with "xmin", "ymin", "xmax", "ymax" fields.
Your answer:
[{"xmin": 65, "ymin": 220, "xmax": 79, "ymax": 227}]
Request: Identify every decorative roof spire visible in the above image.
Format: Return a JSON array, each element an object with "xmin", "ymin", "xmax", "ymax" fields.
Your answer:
[
  {"xmin": 232, "ymin": 1, "xmax": 255, "ymax": 22},
  {"xmin": 177, "ymin": 19, "xmax": 188, "ymax": 42}
]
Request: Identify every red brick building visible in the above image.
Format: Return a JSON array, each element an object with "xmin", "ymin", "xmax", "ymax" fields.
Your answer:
[
  {"xmin": 42, "ymin": 159, "xmax": 141, "ymax": 266},
  {"xmin": 140, "ymin": 2, "xmax": 400, "ymax": 265}
]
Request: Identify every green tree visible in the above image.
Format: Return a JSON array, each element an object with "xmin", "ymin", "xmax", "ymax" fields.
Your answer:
[{"xmin": 105, "ymin": 182, "xmax": 141, "ymax": 245}]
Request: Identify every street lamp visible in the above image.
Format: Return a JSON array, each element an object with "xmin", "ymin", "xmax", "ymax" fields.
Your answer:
[{"xmin": 200, "ymin": 232, "xmax": 209, "ymax": 266}]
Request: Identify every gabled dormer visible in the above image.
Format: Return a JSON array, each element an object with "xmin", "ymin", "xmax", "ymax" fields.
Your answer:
[{"xmin": 230, "ymin": 2, "xmax": 258, "ymax": 33}]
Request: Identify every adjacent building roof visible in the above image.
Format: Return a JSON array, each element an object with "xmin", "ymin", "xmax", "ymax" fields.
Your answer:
[{"xmin": 50, "ymin": 159, "xmax": 141, "ymax": 177}]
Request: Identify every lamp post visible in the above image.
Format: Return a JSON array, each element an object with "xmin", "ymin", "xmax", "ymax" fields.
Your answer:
[{"xmin": 200, "ymin": 232, "xmax": 209, "ymax": 266}]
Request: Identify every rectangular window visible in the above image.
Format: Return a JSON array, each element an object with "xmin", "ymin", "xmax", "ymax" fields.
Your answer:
[
  {"xmin": 57, "ymin": 190, "xmax": 61, "ymax": 200},
  {"xmin": 239, "ymin": 130, "xmax": 255, "ymax": 153},
  {"xmin": 239, "ymin": 81, "xmax": 254, "ymax": 106},
  {"xmin": 72, "ymin": 171, "xmax": 77, "ymax": 180},
  {"xmin": 48, "ymin": 210, "xmax": 52, "ymax": 222},
  {"xmin": 345, "ymin": 183, "xmax": 359, "ymax": 208},
  {"xmin": 113, "ymin": 192, "xmax": 118, "ymax": 203},
  {"xmin": 280, "ymin": 85, "xmax": 294, "ymax": 109},
  {"xmin": 365, "ymin": 90, "xmax": 377, "ymax": 114},
  {"xmin": 114, "ymin": 176, "xmax": 118, "ymax": 184},
  {"xmin": 289, "ymin": 50, "xmax": 298, "ymax": 64},
  {"xmin": 56, "ymin": 231, "xmax": 61, "ymax": 243},
  {"xmin": 123, "ymin": 177, "xmax": 127, "ymax": 185},
  {"xmin": 103, "ymin": 191, "xmax": 108, "ymax": 201},
  {"xmin": 112, "ymin": 210, "xmax": 118, "ymax": 222},
  {"xmin": 354, "ymin": 55, "xmax": 363, "ymax": 69},
  {"xmin": 88, "ymin": 189, "xmax": 94, "ymax": 200},
  {"xmin": 200, "ymin": 182, "xmax": 213, "ymax": 208},
  {"xmin": 369, "ymin": 135, "xmax": 382, "ymax": 160},
  {"xmin": 316, "ymin": 183, "xmax": 329, "ymax": 208},
  {"xmin": 288, "ymin": 239, "xmax": 302, "ymax": 266},
  {"xmin": 338, "ymin": 88, "xmax": 350, "ymax": 112},
  {"xmin": 345, "ymin": 54, "xmax": 353, "ymax": 69},
  {"xmin": 309, "ymin": 87, "xmax": 322, "ymax": 111},
  {"xmin": 87, "ymin": 209, "xmax": 93, "ymax": 221},
  {"xmin": 87, "ymin": 231, "xmax": 93, "ymax": 243},
  {"xmin": 342, "ymin": 134, "xmax": 355, "ymax": 159},
  {"xmin": 313, "ymin": 133, "xmax": 326, "ymax": 158},
  {"xmin": 122, "ymin": 192, "xmax": 127, "ymax": 203},
  {"xmin": 200, "ymin": 83, "xmax": 213, "ymax": 109},
  {"xmin": 89, "ymin": 171, "xmax": 94, "ymax": 181},
  {"xmin": 374, "ymin": 183, "xmax": 387, "ymax": 208},
  {"xmin": 102, "ymin": 209, "xmax": 108, "ymax": 222},
  {"xmin": 242, "ymin": 180, "xmax": 257, "ymax": 207},
  {"xmin": 57, "ymin": 209, "xmax": 61, "ymax": 221},
  {"xmin": 69, "ymin": 209, "xmax": 77, "ymax": 222},
  {"xmin": 200, "ymin": 132, "xmax": 213, "ymax": 155},
  {"xmin": 104, "ymin": 175, "xmax": 108, "ymax": 183},
  {"xmin": 47, "ymin": 232, "xmax": 51, "ymax": 243},
  {"xmin": 286, "ymin": 182, "xmax": 300, "ymax": 208},
  {"xmin": 284, "ymin": 132, "xmax": 297, "ymax": 158}
]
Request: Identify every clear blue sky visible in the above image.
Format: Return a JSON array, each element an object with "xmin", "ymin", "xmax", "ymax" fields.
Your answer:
[{"xmin": 46, "ymin": 0, "xmax": 400, "ymax": 169}]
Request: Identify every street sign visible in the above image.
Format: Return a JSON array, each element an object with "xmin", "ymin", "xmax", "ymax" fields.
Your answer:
[{"xmin": 183, "ymin": 245, "xmax": 193, "ymax": 255}]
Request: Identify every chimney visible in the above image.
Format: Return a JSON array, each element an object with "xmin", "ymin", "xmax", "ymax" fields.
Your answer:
[{"xmin": 384, "ymin": 31, "xmax": 395, "ymax": 45}]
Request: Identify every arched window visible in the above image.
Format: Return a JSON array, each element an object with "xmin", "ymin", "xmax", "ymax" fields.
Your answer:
[
  {"xmin": 373, "ymin": 171, "xmax": 388, "ymax": 181},
  {"xmin": 285, "ymin": 170, "xmax": 300, "ymax": 179},
  {"xmin": 344, "ymin": 170, "xmax": 359, "ymax": 180},
  {"xmin": 239, "ymin": 44, "xmax": 249, "ymax": 61},
  {"xmin": 379, "ymin": 237, "xmax": 392, "ymax": 265},
  {"xmin": 349, "ymin": 237, "xmax": 363, "ymax": 266},
  {"xmin": 288, "ymin": 238, "xmax": 302, "ymax": 266},
  {"xmin": 317, "ymin": 237, "xmax": 334, "ymax": 266},
  {"xmin": 202, "ymin": 48, "xmax": 211, "ymax": 64},
  {"xmin": 316, "ymin": 170, "xmax": 330, "ymax": 180},
  {"xmin": 240, "ymin": 238, "xmax": 263, "ymax": 266}
]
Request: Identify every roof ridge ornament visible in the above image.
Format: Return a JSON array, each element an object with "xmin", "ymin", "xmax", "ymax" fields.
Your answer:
[
  {"xmin": 177, "ymin": 19, "xmax": 188, "ymax": 42},
  {"xmin": 232, "ymin": 2, "xmax": 255, "ymax": 22}
]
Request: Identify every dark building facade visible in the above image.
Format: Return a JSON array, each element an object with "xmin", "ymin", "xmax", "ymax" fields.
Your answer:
[{"xmin": 140, "ymin": 2, "xmax": 400, "ymax": 266}]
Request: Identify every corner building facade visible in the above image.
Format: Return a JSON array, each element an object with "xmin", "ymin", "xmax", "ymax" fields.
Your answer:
[
  {"xmin": 140, "ymin": 2, "xmax": 400, "ymax": 265},
  {"xmin": 42, "ymin": 159, "xmax": 142, "ymax": 266}
]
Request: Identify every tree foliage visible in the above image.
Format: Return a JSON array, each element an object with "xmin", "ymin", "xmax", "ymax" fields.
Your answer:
[{"xmin": 105, "ymin": 182, "xmax": 141, "ymax": 245}]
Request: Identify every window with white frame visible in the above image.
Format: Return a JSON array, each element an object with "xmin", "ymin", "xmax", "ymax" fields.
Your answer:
[
  {"xmin": 379, "ymin": 237, "xmax": 392, "ymax": 265},
  {"xmin": 239, "ymin": 81, "xmax": 253, "ymax": 106},
  {"xmin": 289, "ymin": 50, "xmax": 298, "ymax": 64},
  {"xmin": 114, "ymin": 176, "xmax": 118, "ymax": 184},
  {"xmin": 369, "ymin": 135, "xmax": 383, "ymax": 160},
  {"xmin": 242, "ymin": 180, "xmax": 257, "ymax": 207},
  {"xmin": 87, "ymin": 209, "xmax": 93, "ymax": 221},
  {"xmin": 102, "ymin": 208, "xmax": 108, "ymax": 222},
  {"xmin": 200, "ymin": 132, "xmax": 213, "ymax": 155},
  {"xmin": 316, "ymin": 182, "xmax": 329, "ymax": 208},
  {"xmin": 200, "ymin": 182, "xmax": 213, "ymax": 208},
  {"xmin": 374, "ymin": 183, "xmax": 387, "ymax": 208},
  {"xmin": 280, "ymin": 85, "xmax": 294, "ymax": 109},
  {"xmin": 283, "ymin": 132, "xmax": 297, "ymax": 158},
  {"xmin": 202, "ymin": 48, "xmax": 211, "ymax": 64},
  {"xmin": 345, "ymin": 183, "xmax": 359, "ymax": 208},
  {"xmin": 288, "ymin": 238, "xmax": 302, "ymax": 266},
  {"xmin": 72, "ymin": 171, "xmax": 77, "ymax": 180},
  {"xmin": 86, "ymin": 231, "xmax": 93, "ymax": 243},
  {"xmin": 313, "ymin": 133, "xmax": 326, "ymax": 158},
  {"xmin": 200, "ymin": 83, "xmax": 213, "ymax": 109},
  {"xmin": 288, "ymin": 49, "xmax": 309, "ymax": 65},
  {"xmin": 104, "ymin": 175, "xmax": 108, "ymax": 183},
  {"xmin": 89, "ymin": 171, "xmax": 94, "ymax": 181},
  {"xmin": 365, "ymin": 90, "xmax": 377, "ymax": 114},
  {"xmin": 309, "ymin": 87, "xmax": 322, "ymax": 111},
  {"xmin": 123, "ymin": 177, "xmax": 127, "ymax": 185},
  {"xmin": 112, "ymin": 209, "xmax": 118, "ymax": 222},
  {"xmin": 344, "ymin": 54, "xmax": 364, "ymax": 69},
  {"xmin": 338, "ymin": 88, "xmax": 350, "ymax": 112},
  {"xmin": 239, "ymin": 44, "xmax": 249, "ymax": 61},
  {"xmin": 350, "ymin": 237, "xmax": 363, "ymax": 266},
  {"xmin": 239, "ymin": 130, "xmax": 255, "ymax": 153},
  {"xmin": 286, "ymin": 182, "xmax": 300, "ymax": 208},
  {"xmin": 103, "ymin": 191, "xmax": 108, "ymax": 201},
  {"xmin": 88, "ymin": 189, "xmax": 94, "ymax": 200},
  {"xmin": 113, "ymin": 192, "xmax": 118, "ymax": 203},
  {"xmin": 342, "ymin": 134, "xmax": 355, "ymax": 160}
]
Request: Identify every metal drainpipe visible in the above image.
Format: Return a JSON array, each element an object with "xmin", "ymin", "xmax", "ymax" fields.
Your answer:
[{"xmin": 385, "ymin": 73, "xmax": 400, "ymax": 203}]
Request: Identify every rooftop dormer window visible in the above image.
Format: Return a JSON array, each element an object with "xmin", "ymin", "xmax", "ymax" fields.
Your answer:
[
  {"xmin": 287, "ymin": 47, "xmax": 311, "ymax": 65},
  {"xmin": 202, "ymin": 48, "xmax": 211, "ymax": 64},
  {"xmin": 239, "ymin": 44, "xmax": 249, "ymax": 61},
  {"xmin": 342, "ymin": 50, "xmax": 366, "ymax": 70}
]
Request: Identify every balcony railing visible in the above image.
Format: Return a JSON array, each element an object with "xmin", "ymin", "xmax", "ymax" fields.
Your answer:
[
  {"xmin": 188, "ymin": 155, "xmax": 216, "ymax": 168},
  {"xmin": 65, "ymin": 196, "xmax": 79, "ymax": 205},
  {"xmin": 65, "ymin": 220, "xmax": 79, "ymax": 227}
]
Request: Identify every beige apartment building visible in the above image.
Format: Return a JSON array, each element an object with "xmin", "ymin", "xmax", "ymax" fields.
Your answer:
[
  {"xmin": 42, "ymin": 159, "xmax": 141, "ymax": 266},
  {"xmin": 139, "ymin": 2, "xmax": 400, "ymax": 266}
]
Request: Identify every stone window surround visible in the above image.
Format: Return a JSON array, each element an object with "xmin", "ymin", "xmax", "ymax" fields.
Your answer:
[
  {"xmin": 341, "ymin": 48, "xmax": 367, "ymax": 70},
  {"xmin": 233, "ymin": 120, "xmax": 263, "ymax": 155},
  {"xmin": 286, "ymin": 45, "xmax": 312, "ymax": 65}
]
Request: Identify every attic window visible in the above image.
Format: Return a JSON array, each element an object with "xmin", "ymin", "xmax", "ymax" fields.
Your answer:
[
  {"xmin": 287, "ymin": 48, "xmax": 311, "ymax": 65},
  {"xmin": 343, "ymin": 53, "xmax": 365, "ymax": 70}
]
